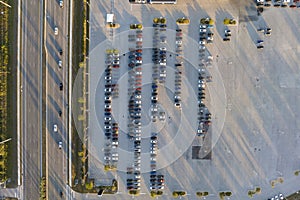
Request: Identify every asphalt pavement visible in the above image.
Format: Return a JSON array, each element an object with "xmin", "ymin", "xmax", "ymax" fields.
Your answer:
[
  {"xmin": 45, "ymin": 0, "xmax": 69, "ymax": 199},
  {"xmin": 20, "ymin": 0, "xmax": 43, "ymax": 199}
]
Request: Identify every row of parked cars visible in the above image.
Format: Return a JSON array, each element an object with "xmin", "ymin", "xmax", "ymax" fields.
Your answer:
[
  {"xmin": 150, "ymin": 174, "xmax": 165, "ymax": 190},
  {"xmin": 151, "ymin": 21, "xmax": 166, "ymax": 122},
  {"xmin": 199, "ymin": 25, "xmax": 214, "ymax": 44},
  {"xmin": 223, "ymin": 29, "xmax": 231, "ymax": 42},
  {"xmin": 267, "ymin": 193, "xmax": 284, "ymax": 200},
  {"xmin": 174, "ymin": 28, "xmax": 183, "ymax": 108},
  {"xmin": 126, "ymin": 30, "xmax": 143, "ymax": 192},
  {"xmin": 103, "ymin": 50, "xmax": 120, "ymax": 165},
  {"xmin": 197, "ymin": 25, "xmax": 212, "ymax": 136},
  {"xmin": 153, "ymin": 20, "xmax": 167, "ymax": 84},
  {"xmin": 148, "ymin": 134, "xmax": 165, "ymax": 190},
  {"xmin": 259, "ymin": 0, "xmax": 300, "ymax": 7}
]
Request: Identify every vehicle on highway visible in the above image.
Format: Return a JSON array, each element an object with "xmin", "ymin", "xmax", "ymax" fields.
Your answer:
[
  {"xmin": 53, "ymin": 124, "xmax": 58, "ymax": 132},
  {"xmin": 58, "ymin": 60, "xmax": 62, "ymax": 68},
  {"xmin": 59, "ymin": 0, "xmax": 63, "ymax": 7},
  {"xmin": 54, "ymin": 26, "xmax": 58, "ymax": 35},
  {"xmin": 58, "ymin": 141, "xmax": 62, "ymax": 149},
  {"xmin": 59, "ymin": 83, "xmax": 64, "ymax": 90},
  {"xmin": 257, "ymin": 40, "xmax": 264, "ymax": 45},
  {"xmin": 265, "ymin": 31, "xmax": 271, "ymax": 36},
  {"xmin": 257, "ymin": 45, "xmax": 264, "ymax": 49},
  {"xmin": 59, "ymin": 49, "xmax": 63, "ymax": 55}
]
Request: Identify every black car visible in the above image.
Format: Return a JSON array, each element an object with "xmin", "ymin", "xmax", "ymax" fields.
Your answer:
[
  {"xmin": 257, "ymin": 45, "xmax": 264, "ymax": 49},
  {"xmin": 104, "ymin": 112, "xmax": 111, "ymax": 116},
  {"xmin": 58, "ymin": 110, "xmax": 62, "ymax": 117},
  {"xmin": 151, "ymin": 99, "xmax": 157, "ymax": 104},
  {"xmin": 223, "ymin": 37, "xmax": 230, "ymax": 41},
  {"xmin": 59, "ymin": 49, "xmax": 63, "ymax": 56},
  {"xmin": 59, "ymin": 83, "xmax": 63, "ymax": 90}
]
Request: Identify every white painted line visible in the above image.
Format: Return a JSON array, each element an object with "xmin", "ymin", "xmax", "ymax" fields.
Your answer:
[
  {"xmin": 68, "ymin": 0, "xmax": 73, "ymax": 188},
  {"xmin": 17, "ymin": 0, "xmax": 21, "ymax": 188},
  {"xmin": 39, "ymin": 0, "xmax": 44, "ymax": 178}
]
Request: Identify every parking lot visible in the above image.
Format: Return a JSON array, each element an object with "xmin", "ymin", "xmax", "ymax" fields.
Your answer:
[{"xmin": 86, "ymin": 0, "xmax": 300, "ymax": 199}]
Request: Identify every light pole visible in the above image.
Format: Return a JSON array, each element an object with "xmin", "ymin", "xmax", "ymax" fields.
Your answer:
[
  {"xmin": 0, "ymin": 138, "xmax": 12, "ymax": 145},
  {"xmin": 0, "ymin": 1, "xmax": 12, "ymax": 8}
]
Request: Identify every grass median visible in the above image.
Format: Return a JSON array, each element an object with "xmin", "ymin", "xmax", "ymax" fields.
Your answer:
[
  {"xmin": 71, "ymin": 0, "xmax": 87, "ymax": 192},
  {"xmin": 2, "ymin": 0, "xmax": 18, "ymax": 188}
]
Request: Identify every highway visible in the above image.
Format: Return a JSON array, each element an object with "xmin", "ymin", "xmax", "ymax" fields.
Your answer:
[
  {"xmin": 18, "ymin": 0, "xmax": 71, "ymax": 199},
  {"xmin": 45, "ymin": 0, "xmax": 69, "ymax": 199},
  {"xmin": 20, "ymin": 0, "xmax": 43, "ymax": 199}
]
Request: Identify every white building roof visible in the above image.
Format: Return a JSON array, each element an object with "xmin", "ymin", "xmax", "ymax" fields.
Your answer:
[{"xmin": 106, "ymin": 14, "xmax": 114, "ymax": 23}]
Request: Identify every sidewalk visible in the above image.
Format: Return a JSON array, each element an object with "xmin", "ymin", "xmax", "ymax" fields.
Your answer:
[{"xmin": 0, "ymin": 187, "xmax": 20, "ymax": 199}]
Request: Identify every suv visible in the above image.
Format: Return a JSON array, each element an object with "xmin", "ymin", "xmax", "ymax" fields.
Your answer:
[{"xmin": 59, "ymin": 83, "xmax": 63, "ymax": 90}]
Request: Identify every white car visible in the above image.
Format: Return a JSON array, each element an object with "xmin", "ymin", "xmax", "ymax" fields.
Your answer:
[
  {"xmin": 225, "ymin": 29, "xmax": 231, "ymax": 34},
  {"xmin": 160, "ymin": 62, "xmax": 166, "ymax": 66},
  {"xmin": 151, "ymin": 140, "xmax": 157, "ymax": 144},
  {"xmin": 58, "ymin": 141, "xmax": 62, "ymax": 149},
  {"xmin": 150, "ymin": 150, "xmax": 157, "ymax": 154},
  {"xmin": 104, "ymin": 117, "xmax": 111, "ymax": 121},
  {"xmin": 104, "ymin": 88, "xmax": 112, "ymax": 92},
  {"xmin": 199, "ymin": 28, "xmax": 206, "ymax": 33},
  {"xmin": 199, "ymin": 41, "xmax": 206, "ymax": 45},
  {"xmin": 159, "ymin": 47, "xmax": 166, "ymax": 51},
  {"xmin": 104, "ymin": 104, "xmax": 111, "ymax": 109},
  {"xmin": 200, "ymin": 25, "xmax": 207, "ymax": 29},
  {"xmin": 135, "ymin": 94, "xmax": 141, "ymax": 99},
  {"xmin": 198, "ymin": 79, "xmax": 205, "ymax": 84},
  {"xmin": 104, "ymin": 156, "xmax": 111, "ymax": 161},
  {"xmin": 199, "ymin": 45, "xmax": 206, "ymax": 50},
  {"xmin": 58, "ymin": 60, "xmax": 62, "ymax": 68},
  {"xmin": 151, "ymin": 96, "xmax": 158, "ymax": 100},
  {"xmin": 136, "ymin": 38, "xmax": 142, "ymax": 42},
  {"xmin": 135, "ymin": 175, "xmax": 141, "ymax": 179},
  {"xmin": 59, "ymin": 0, "xmax": 63, "ymax": 8},
  {"xmin": 136, "ymin": 71, "xmax": 142, "ymax": 75},
  {"xmin": 198, "ymin": 83, "xmax": 205, "ymax": 88},
  {"xmin": 150, "ymin": 186, "xmax": 156, "ymax": 190},
  {"xmin": 151, "ymin": 157, "xmax": 156, "ymax": 161},
  {"xmin": 176, "ymin": 40, "xmax": 182, "ymax": 45},
  {"xmin": 104, "ymin": 96, "xmax": 111, "ymax": 100},
  {"xmin": 136, "ymin": 60, "xmax": 142, "ymax": 64},
  {"xmin": 53, "ymin": 124, "xmax": 58, "ymax": 132},
  {"xmin": 54, "ymin": 26, "xmax": 58, "ymax": 35}
]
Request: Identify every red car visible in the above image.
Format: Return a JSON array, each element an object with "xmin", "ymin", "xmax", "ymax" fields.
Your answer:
[
  {"xmin": 136, "ymin": 56, "xmax": 142, "ymax": 60},
  {"xmin": 136, "ymin": 49, "xmax": 142, "ymax": 53},
  {"xmin": 113, "ymin": 65, "xmax": 119, "ymax": 68}
]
